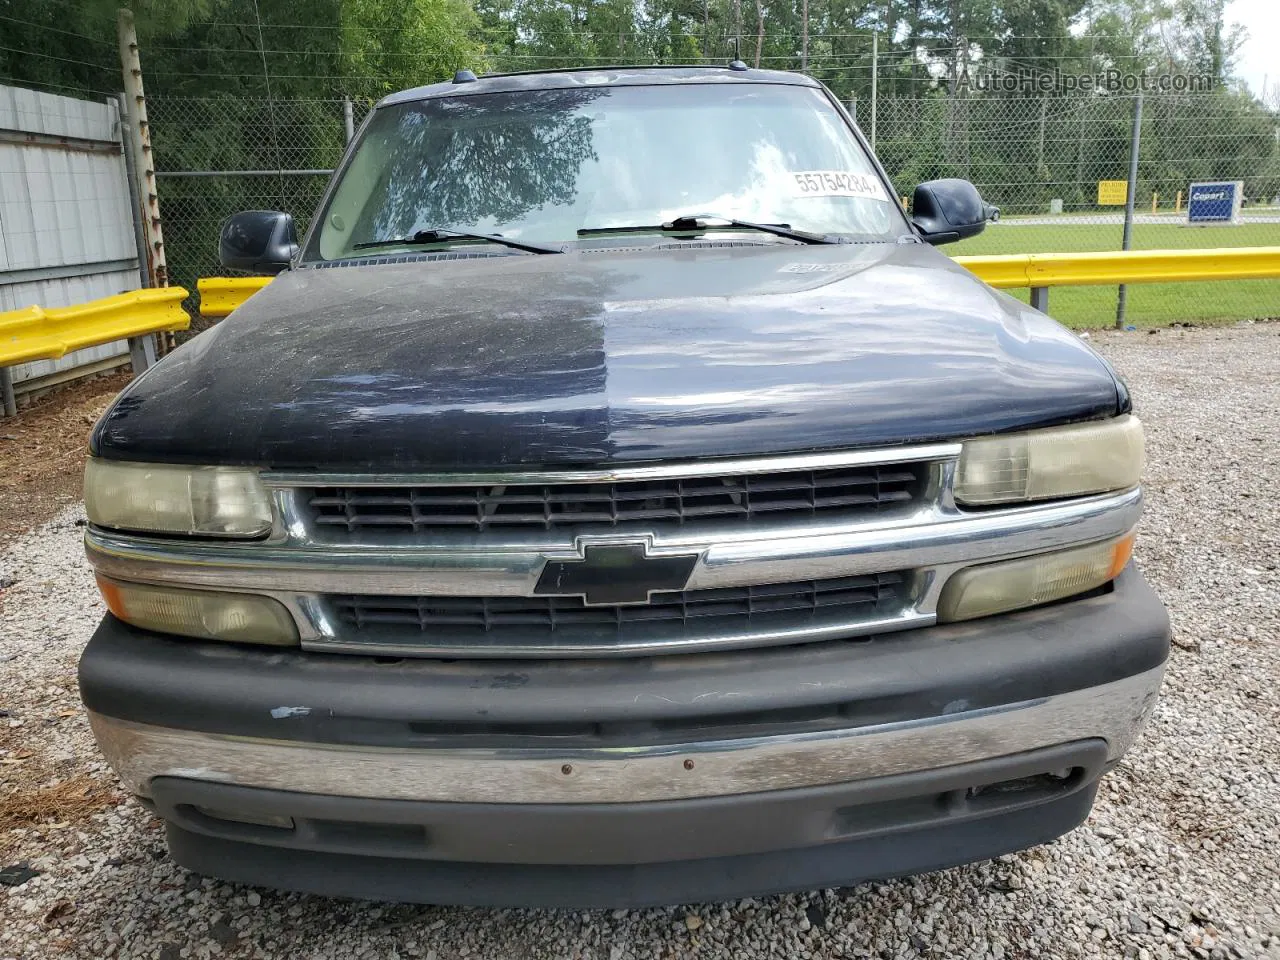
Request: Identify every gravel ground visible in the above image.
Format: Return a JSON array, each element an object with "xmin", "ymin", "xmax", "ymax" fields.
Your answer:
[{"xmin": 1, "ymin": 323, "xmax": 1278, "ymax": 960}]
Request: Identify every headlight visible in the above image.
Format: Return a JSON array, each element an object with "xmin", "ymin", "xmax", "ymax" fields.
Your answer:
[
  {"xmin": 96, "ymin": 576, "xmax": 299, "ymax": 646},
  {"xmin": 84, "ymin": 459, "xmax": 272, "ymax": 538},
  {"xmin": 936, "ymin": 533, "xmax": 1134, "ymax": 622},
  {"xmin": 954, "ymin": 416, "xmax": 1143, "ymax": 506}
]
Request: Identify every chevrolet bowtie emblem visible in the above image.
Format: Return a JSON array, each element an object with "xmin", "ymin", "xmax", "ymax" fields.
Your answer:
[{"xmin": 534, "ymin": 542, "xmax": 699, "ymax": 606}]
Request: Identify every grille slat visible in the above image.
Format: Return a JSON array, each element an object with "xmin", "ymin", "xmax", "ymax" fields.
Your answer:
[
  {"xmin": 307, "ymin": 463, "xmax": 924, "ymax": 535},
  {"xmin": 332, "ymin": 572, "xmax": 909, "ymax": 640}
]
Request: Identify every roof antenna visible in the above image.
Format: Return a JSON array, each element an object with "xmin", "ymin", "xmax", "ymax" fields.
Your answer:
[{"xmin": 730, "ymin": 37, "xmax": 748, "ymax": 71}]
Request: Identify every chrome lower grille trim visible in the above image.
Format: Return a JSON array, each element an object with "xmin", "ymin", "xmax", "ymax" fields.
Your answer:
[
  {"xmin": 306, "ymin": 608, "xmax": 930, "ymax": 658},
  {"xmin": 319, "ymin": 570, "xmax": 920, "ymax": 657},
  {"xmin": 334, "ymin": 572, "xmax": 908, "ymax": 636}
]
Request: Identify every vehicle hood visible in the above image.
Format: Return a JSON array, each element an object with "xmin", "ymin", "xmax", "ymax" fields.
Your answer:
[{"xmin": 93, "ymin": 242, "xmax": 1123, "ymax": 470}]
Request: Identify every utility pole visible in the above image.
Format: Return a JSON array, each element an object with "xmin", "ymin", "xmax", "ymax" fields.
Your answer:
[
  {"xmin": 1116, "ymin": 91, "xmax": 1143, "ymax": 330},
  {"xmin": 703, "ymin": 0, "xmax": 709, "ymax": 60},
  {"xmin": 753, "ymin": 0, "xmax": 764, "ymax": 69},
  {"xmin": 871, "ymin": 32, "xmax": 879, "ymax": 151},
  {"xmin": 801, "ymin": 0, "xmax": 808, "ymax": 73},
  {"xmin": 116, "ymin": 8, "xmax": 167, "ymax": 289},
  {"xmin": 116, "ymin": 93, "xmax": 149, "ymax": 293},
  {"xmin": 116, "ymin": 8, "xmax": 171, "ymax": 360}
]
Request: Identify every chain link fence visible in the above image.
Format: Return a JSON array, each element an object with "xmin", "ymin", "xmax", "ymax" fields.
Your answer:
[
  {"xmin": 150, "ymin": 88, "xmax": 1280, "ymax": 328},
  {"xmin": 873, "ymin": 93, "xmax": 1280, "ymax": 218},
  {"xmin": 149, "ymin": 96, "xmax": 373, "ymax": 321},
  {"xmin": 872, "ymin": 91, "xmax": 1279, "ymax": 325}
]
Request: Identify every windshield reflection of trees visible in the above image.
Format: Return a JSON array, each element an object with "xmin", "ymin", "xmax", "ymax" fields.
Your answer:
[{"xmin": 363, "ymin": 88, "xmax": 605, "ymax": 239}]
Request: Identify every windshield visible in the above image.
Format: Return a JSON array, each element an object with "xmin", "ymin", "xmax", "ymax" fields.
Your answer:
[{"xmin": 310, "ymin": 82, "xmax": 906, "ymax": 259}]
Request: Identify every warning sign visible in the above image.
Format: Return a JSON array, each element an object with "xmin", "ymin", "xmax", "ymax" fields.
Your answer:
[{"xmin": 1097, "ymin": 180, "xmax": 1128, "ymax": 206}]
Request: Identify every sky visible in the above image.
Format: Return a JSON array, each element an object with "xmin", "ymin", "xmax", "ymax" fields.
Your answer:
[{"xmin": 1228, "ymin": 0, "xmax": 1277, "ymax": 100}]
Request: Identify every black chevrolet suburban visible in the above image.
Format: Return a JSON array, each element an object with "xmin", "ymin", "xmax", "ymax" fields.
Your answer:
[{"xmin": 78, "ymin": 65, "xmax": 1169, "ymax": 907}]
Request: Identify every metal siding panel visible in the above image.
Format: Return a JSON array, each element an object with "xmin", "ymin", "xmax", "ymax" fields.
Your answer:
[
  {"xmin": 0, "ymin": 191, "xmax": 8, "ymax": 272},
  {"xmin": 3, "ymin": 86, "xmax": 115, "ymax": 142},
  {"xmin": 12, "ymin": 87, "xmax": 41, "ymax": 136},
  {"xmin": 0, "ymin": 135, "xmax": 19, "ymax": 271},
  {"xmin": 0, "ymin": 86, "xmax": 16, "ymax": 130},
  {"xmin": 2, "ymin": 145, "xmax": 40, "ymax": 271},
  {"xmin": 30, "ymin": 147, "xmax": 61, "ymax": 267},
  {"xmin": 1, "ymin": 84, "xmax": 142, "ymax": 390}
]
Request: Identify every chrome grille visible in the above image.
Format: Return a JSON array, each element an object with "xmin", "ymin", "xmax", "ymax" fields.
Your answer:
[
  {"xmin": 85, "ymin": 441, "xmax": 1147, "ymax": 659},
  {"xmin": 331, "ymin": 572, "xmax": 909, "ymax": 646},
  {"xmin": 305, "ymin": 463, "xmax": 925, "ymax": 534}
]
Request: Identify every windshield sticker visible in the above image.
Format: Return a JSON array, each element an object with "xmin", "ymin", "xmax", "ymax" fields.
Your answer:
[
  {"xmin": 779, "ymin": 262, "xmax": 844, "ymax": 273},
  {"xmin": 790, "ymin": 171, "xmax": 888, "ymax": 201}
]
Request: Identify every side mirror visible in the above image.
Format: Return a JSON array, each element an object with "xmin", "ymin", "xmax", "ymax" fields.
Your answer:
[
  {"xmin": 910, "ymin": 179, "xmax": 999, "ymax": 245},
  {"xmin": 219, "ymin": 210, "xmax": 298, "ymax": 275}
]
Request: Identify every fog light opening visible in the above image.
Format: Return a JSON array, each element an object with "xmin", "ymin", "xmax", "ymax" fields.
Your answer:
[{"xmin": 190, "ymin": 805, "xmax": 296, "ymax": 831}]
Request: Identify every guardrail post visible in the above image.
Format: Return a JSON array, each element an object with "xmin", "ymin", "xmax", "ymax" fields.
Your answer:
[
  {"xmin": 0, "ymin": 369, "xmax": 15, "ymax": 418},
  {"xmin": 128, "ymin": 334, "xmax": 156, "ymax": 374},
  {"xmin": 1030, "ymin": 287, "xmax": 1049, "ymax": 313}
]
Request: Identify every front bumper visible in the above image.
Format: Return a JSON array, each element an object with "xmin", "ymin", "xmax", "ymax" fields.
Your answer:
[{"xmin": 79, "ymin": 566, "xmax": 1169, "ymax": 906}]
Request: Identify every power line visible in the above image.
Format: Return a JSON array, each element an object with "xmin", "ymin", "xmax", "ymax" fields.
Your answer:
[
  {"xmin": 249, "ymin": 0, "xmax": 288, "ymax": 209},
  {"xmin": 0, "ymin": 74, "xmax": 117, "ymax": 98},
  {"xmin": 119, "ymin": 17, "xmax": 1138, "ymax": 42},
  {"xmin": 0, "ymin": 44, "xmax": 116, "ymax": 72},
  {"xmin": 0, "ymin": 14, "xmax": 116, "ymax": 46}
]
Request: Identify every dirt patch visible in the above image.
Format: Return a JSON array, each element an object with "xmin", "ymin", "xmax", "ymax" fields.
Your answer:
[{"xmin": 0, "ymin": 374, "xmax": 130, "ymax": 543}]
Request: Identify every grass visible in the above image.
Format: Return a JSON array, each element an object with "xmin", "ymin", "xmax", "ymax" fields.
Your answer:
[{"xmin": 948, "ymin": 222, "xmax": 1280, "ymax": 329}]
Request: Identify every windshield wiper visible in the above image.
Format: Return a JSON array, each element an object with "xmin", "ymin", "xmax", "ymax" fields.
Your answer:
[
  {"xmin": 353, "ymin": 229, "xmax": 563, "ymax": 255},
  {"xmin": 577, "ymin": 214, "xmax": 846, "ymax": 246}
]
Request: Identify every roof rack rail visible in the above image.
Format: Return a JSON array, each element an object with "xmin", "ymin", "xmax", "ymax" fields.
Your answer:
[{"xmin": 475, "ymin": 63, "xmax": 754, "ymax": 81}]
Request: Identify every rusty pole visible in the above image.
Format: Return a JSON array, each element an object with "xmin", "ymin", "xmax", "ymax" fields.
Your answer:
[{"xmin": 116, "ymin": 9, "xmax": 167, "ymax": 291}]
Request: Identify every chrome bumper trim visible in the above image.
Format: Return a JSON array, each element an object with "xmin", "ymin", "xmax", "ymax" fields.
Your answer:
[{"xmin": 89, "ymin": 664, "xmax": 1163, "ymax": 805}]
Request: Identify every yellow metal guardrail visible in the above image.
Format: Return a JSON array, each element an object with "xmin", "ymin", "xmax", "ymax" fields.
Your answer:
[
  {"xmin": 196, "ymin": 246, "xmax": 1280, "ymax": 318},
  {"xmin": 0, "ymin": 287, "xmax": 190, "ymax": 416},
  {"xmin": 0, "ymin": 287, "xmax": 190, "ymax": 366},
  {"xmin": 958, "ymin": 246, "xmax": 1280, "ymax": 290},
  {"xmin": 197, "ymin": 276, "xmax": 271, "ymax": 319}
]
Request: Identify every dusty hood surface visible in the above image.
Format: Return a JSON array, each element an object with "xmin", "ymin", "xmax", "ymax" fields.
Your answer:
[{"xmin": 93, "ymin": 242, "xmax": 1122, "ymax": 470}]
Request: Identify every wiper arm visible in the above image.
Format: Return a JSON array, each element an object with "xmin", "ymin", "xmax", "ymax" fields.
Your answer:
[
  {"xmin": 577, "ymin": 214, "xmax": 846, "ymax": 245},
  {"xmin": 353, "ymin": 228, "xmax": 563, "ymax": 255}
]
